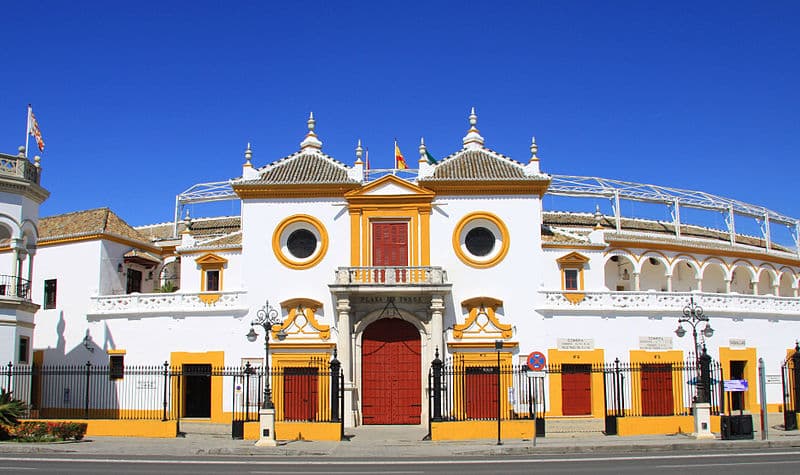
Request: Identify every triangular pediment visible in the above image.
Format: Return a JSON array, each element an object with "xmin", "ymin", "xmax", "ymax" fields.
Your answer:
[
  {"xmin": 345, "ymin": 175, "xmax": 434, "ymax": 203},
  {"xmin": 195, "ymin": 253, "xmax": 228, "ymax": 265}
]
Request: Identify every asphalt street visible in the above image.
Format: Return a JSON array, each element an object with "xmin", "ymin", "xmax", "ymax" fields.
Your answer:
[{"xmin": 2, "ymin": 449, "xmax": 799, "ymax": 475}]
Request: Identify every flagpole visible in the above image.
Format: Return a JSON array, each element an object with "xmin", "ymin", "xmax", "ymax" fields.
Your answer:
[{"xmin": 24, "ymin": 104, "xmax": 32, "ymax": 158}]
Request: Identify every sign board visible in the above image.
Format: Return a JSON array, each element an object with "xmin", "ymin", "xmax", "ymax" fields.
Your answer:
[
  {"xmin": 557, "ymin": 338, "xmax": 594, "ymax": 351},
  {"xmin": 728, "ymin": 338, "xmax": 746, "ymax": 350},
  {"xmin": 639, "ymin": 336, "xmax": 672, "ymax": 351},
  {"xmin": 136, "ymin": 381, "xmax": 157, "ymax": 390},
  {"xmin": 526, "ymin": 371, "xmax": 546, "ymax": 379},
  {"xmin": 765, "ymin": 374, "xmax": 782, "ymax": 385},
  {"xmin": 723, "ymin": 379, "xmax": 748, "ymax": 392},
  {"xmin": 527, "ymin": 351, "xmax": 547, "ymax": 371}
]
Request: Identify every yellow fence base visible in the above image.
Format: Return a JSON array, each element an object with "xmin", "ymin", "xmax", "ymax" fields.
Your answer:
[
  {"xmin": 25, "ymin": 419, "xmax": 178, "ymax": 438},
  {"xmin": 243, "ymin": 421, "xmax": 342, "ymax": 441},
  {"xmin": 431, "ymin": 420, "xmax": 534, "ymax": 441},
  {"xmin": 616, "ymin": 415, "xmax": 721, "ymax": 436}
]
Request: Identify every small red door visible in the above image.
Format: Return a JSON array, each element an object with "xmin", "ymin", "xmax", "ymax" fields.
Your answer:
[
  {"xmin": 641, "ymin": 364, "xmax": 673, "ymax": 416},
  {"xmin": 284, "ymin": 368, "xmax": 318, "ymax": 421},
  {"xmin": 562, "ymin": 364, "xmax": 592, "ymax": 416},
  {"xmin": 465, "ymin": 367, "xmax": 498, "ymax": 420},
  {"xmin": 372, "ymin": 222, "xmax": 408, "ymax": 282},
  {"xmin": 362, "ymin": 318, "xmax": 421, "ymax": 424}
]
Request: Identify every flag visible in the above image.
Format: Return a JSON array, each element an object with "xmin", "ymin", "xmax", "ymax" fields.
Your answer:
[
  {"xmin": 395, "ymin": 141, "xmax": 407, "ymax": 169},
  {"xmin": 28, "ymin": 107, "xmax": 45, "ymax": 152},
  {"xmin": 425, "ymin": 150, "xmax": 437, "ymax": 165}
]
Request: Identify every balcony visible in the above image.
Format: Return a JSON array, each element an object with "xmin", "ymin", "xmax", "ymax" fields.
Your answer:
[
  {"xmin": 538, "ymin": 290, "xmax": 800, "ymax": 317},
  {"xmin": 0, "ymin": 275, "xmax": 32, "ymax": 301},
  {"xmin": 87, "ymin": 290, "xmax": 248, "ymax": 319},
  {"xmin": 331, "ymin": 266, "xmax": 450, "ymax": 295},
  {"xmin": 0, "ymin": 153, "xmax": 41, "ymax": 184}
]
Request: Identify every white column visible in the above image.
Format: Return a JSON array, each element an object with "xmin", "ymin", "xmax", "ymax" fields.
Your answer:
[
  {"xmin": 633, "ymin": 272, "xmax": 641, "ymax": 291},
  {"xmin": 666, "ymin": 274, "xmax": 673, "ymax": 292},
  {"xmin": 724, "ymin": 279, "xmax": 732, "ymax": 294},
  {"xmin": 430, "ymin": 294, "xmax": 445, "ymax": 357},
  {"xmin": 336, "ymin": 296, "xmax": 356, "ymax": 427}
]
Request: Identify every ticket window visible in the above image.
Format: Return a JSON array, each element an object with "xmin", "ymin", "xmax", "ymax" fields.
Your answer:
[{"xmin": 729, "ymin": 360, "xmax": 746, "ymax": 412}]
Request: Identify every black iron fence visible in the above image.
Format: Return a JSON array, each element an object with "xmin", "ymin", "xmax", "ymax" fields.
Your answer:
[
  {"xmin": 3, "ymin": 360, "xmax": 343, "ymax": 426},
  {"xmin": 0, "ymin": 274, "xmax": 31, "ymax": 300},
  {"xmin": 782, "ymin": 344, "xmax": 800, "ymax": 430},
  {"xmin": 429, "ymin": 355, "xmax": 723, "ymax": 435}
]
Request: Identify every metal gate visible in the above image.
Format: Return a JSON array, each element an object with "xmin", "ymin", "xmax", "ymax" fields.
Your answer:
[{"xmin": 781, "ymin": 343, "xmax": 800, "ymax": 431}]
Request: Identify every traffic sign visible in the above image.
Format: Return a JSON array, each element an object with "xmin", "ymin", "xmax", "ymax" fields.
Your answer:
[
  {"xmin": 527, "ymin": 351, "xmax": 547, "ymax": 371},
  {"xmin": 723, "ymin": 379, "xmax": 748, "ymax": 392}
]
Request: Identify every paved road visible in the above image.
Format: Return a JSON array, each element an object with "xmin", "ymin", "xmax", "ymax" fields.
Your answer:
[{"xmin": 2, "ymin": 449, "xmax": 799, "ymax": 474}]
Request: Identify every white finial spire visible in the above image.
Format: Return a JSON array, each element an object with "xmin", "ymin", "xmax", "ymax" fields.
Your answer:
[
  {"xmin": 244, "ymin": 142, "xmax": 253, "ymax": 167},
  {"xmin": 418, "ymin": 137, "xmax": 427, "ymax": 162},
  {"xmin": 462, "ymin": 106, "xmax": 485, "ymax": 149},
  {"xmin": 355, "ymin": 139, "xmax": 363, "ymax": 164},
  {"xmin": 529, "ymin": 136, "xmax": 538, "ymax": 162},
  {"xmin": 594, "ymin": 205, "xmax": 604, "ymax": 229},
  {"xmin": 300, "ymin": 111, "xmax": 323, "ymax": 151}
]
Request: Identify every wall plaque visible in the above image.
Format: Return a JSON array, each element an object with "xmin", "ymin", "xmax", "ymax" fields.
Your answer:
[
  {"xmin": 639, "ymin": 336, "xmax": 673, "ymax": 351},
  {"xmin": 557, "ymin": 338, "xmax": 594, "ymax": 351},
  {"xmin": 729, "ymin": 338, "xmax": 746, "ymax": 349}
]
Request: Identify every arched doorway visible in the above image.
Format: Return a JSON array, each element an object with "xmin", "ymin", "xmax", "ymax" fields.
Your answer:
[{"xmin": 361, "ymin": 318, "xmax": 421, "ymax": 424}]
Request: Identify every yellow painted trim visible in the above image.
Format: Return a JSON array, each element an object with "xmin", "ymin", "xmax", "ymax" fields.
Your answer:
[
  {"xmin": 718, "ymin": 347, "xmax": 759, "ymax": 413},
  {"xmin": 106, "ymin": 349, "xmax": 127, "ymax": 355},
  {"xmin": 233, "ymin": 183, "xmax": 360, "ymax": 199},
  {"xmin": 431, "ymin": 420, "xmax": 534, "ymax": 441},
  {"xmin": 37, "ymin": 233, "xmax": 163, "ymax": 254},
  {"xmin": 420, "ymin": 208, "xmax": 431, "ymax": 266},
  {"xmin": 176, "ymin": 246, "xmax": 242, "ymax": 255},
  {"xmin": 272, "ymin": 422, "xmax": 342, "ymax": 441},
  {"xmin": 629, "ymin": 350, "xmax": 688, "ymax": 416},
  {"xmin": 195, "ymin": 253, "xmax": 228, "ymax": 265},
  {"xmin": 453, "ymin": 298, "xmax": 512, "ymax": 339},
  {"xmin": 547, "ymin": 348, "xmax": 605, "ymax": 418},
  {"xmin": 421, "ymin": 180, "xmax": 550, "ymax": 197},
  {"xmin": 563, "ymin": 293, "xmax": 586, "ymax": 304},
  {"xmin": 449, "ymin": 351, "xmax": 516, "ymax": 422},
  {"xmin": 198, "ymin": 293, "xmax": 221, "ymax": 305},
  {"xmin": 271, "ymin": 352, "xmax": 333, "ymax": 423},
  {"xmin": 617, "ymin": 415, "xmax": 718, "ymax": 436},
  {"xmin": 543, "ymin": 243, "xmax": 607, "ymax": 250},
  {"xmin": 349, "ymin": 209, "xmax": 361, "ymax": 266},
  {"xmin": 447, "ymin": 341, "xmax": 519, "ymax": 350},
  {"xmin": 170, "ymin": 351, "xmax": 225, "ymax": 423},
  {"xmin": 452, "ymin": 211, "xmax": 510, "ymax": 269},
  {"xmin": 272, "ymin": 214, "xmax": 329, "ymax": 270},
  {"xmin": 271, "ymin": 342, "xmax": 337, "ymax": 350},
  {"xmin": 25, "ymin": 419, "xmax": 177, "ymax": 438},
  {"xmin": 276, "ymin": 299, "xmax": 330, "ymax": 341},
  {"xmin": 197, "ymin": 252, "xmax": 225, "ymax": 291}
]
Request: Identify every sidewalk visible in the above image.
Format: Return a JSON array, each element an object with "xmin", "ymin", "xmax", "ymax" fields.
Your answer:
[{"xmin": 2, "ymin": 425, "xmax": 800, "ymax": 458}]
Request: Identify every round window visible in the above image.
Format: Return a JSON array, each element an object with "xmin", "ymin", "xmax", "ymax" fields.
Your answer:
[
  {"xmin": 465, "ymin": 227, "xmax": 495, "ymax": 256},
  {"xmin": 287, "ymin": 229, "xmax": 317, "ymax": 259},
  {"xmin": 452, "ymin": 212, "xmax": 510, "ymax": 268},
  {"xmin": 272, "ymin": 215, "xmax": 329, "ymax": 269}
]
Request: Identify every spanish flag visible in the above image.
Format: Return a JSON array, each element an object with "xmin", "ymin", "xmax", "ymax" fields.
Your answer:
[{"xmin": 395, "ymin": 141, "xmax": 408, "ymax": 169}]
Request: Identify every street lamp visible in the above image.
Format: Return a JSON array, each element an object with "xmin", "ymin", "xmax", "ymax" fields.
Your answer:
[
  {"xmin": 246, "ymin": 300, "xmax": 286, "ymax": 409},
  {"xmin": 674, "ymin": 296, "xmax": 713, "ymax": 403}
]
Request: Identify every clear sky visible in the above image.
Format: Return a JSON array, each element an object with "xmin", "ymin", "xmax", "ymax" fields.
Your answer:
[{"xmin": 2, "ymin": 2, "xmax": 798, "ymax": 234}]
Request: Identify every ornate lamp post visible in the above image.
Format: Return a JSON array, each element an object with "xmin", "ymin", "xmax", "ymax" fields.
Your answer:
[
  {"xmin": 246, "ymin": 300, "xmax": 286, "ymax": 410},
  {"xmin": 674, "ymin": 296, "xmax": 714, "ymax": 403}
]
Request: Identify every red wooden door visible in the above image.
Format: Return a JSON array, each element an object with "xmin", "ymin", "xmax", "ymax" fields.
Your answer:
[
  {"xmin": 372, "ymin": 222, "xmax": 408, "ymax": 283},
  {"xmin": 562, "ymin": 364, "xmax": 592, "ymax": 416},
  {"xmin": 641, "ymin": 364, "xmax": 673, "ymax": 416},
  {"xmin": 362, "ymin": 318, "xmax": 421, "ymax": 424},
  {"xmin": 284, "ymin": 368, "xmax": 318, "ymax": 421},
  {"xmin": 465, "ymin": 367, "xmax": 498, "ymax": 420}
]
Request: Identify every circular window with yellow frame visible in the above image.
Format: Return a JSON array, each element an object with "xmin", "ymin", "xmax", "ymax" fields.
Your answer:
[
  {"xmin": 452, "ymin": 211, "xmax": 510, "ymax": 268},
  {"xmin": 272, "ymin": 214, "xmax": 329, "ymax": 270}
]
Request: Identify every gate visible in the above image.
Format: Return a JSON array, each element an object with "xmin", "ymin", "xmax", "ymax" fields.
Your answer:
[{"xmin": 781, "ymin": 343, "xmax": 800, "ymax": 431}]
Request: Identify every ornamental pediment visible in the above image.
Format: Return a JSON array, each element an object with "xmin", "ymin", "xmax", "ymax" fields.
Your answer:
[{"xmin": 345, "ymin": 175, "xmax": 434, "ymax": 201}]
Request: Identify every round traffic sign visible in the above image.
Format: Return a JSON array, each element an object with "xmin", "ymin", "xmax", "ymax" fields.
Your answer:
[{"xmin": 527, "ymin": 351, "xmax": 546, "ymax": 371}]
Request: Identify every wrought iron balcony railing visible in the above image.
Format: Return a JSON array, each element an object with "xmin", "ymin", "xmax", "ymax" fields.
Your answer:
[
  {"xmin": 539, "ymin": 290, "xmax": 800, "ymax": 315},
  {"xmin": 334, "ymin": 266, "xmax": 448, "ymax": 286},
  {"xmin": 0, "ymin": 274, "xmax": 32, "ymax": 301},
  {"xmin": 88, "ymin": 290, "xmax": 248, "ymax": 317}
]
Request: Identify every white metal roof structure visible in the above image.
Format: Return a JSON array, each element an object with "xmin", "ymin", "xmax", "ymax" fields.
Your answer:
[{"xmin": 174, "ymin": 172, "xmax": 800, "ymax": 253}]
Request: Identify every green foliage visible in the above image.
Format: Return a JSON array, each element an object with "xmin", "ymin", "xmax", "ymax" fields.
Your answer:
[
  {"xmin": 158, "ymin": 280, "xmax": 178, "ymax": 293},
  {"xmin": 0, "ymin": 389, "xmax": 27, "ymax": 426},
  {"xmin": 10, "ymin": 421, "xmax": 87, "ymax": 442}
]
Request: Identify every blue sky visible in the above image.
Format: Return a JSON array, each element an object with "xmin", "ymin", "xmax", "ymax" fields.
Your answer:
[{"xmin": 2, "ymin": 2, "xmax": 798, "ymax": 236}]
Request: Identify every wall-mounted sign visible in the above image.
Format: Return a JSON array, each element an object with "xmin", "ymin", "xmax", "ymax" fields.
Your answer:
[
  {"xmin": 729, "ymin": 338, "xmax": 746, "ymax": 349},
  {"xmin": 557, "ymin": 338, "xmax": 594, "ymax": 351},
  {"xmin": 766, "ymin": 374, "xmax": 781, "ymax": 385},
  {"xmin": 639, "ymin": 336, "xmax": 672, "ymax": 351},
  {"xmin": 723, "ymin": 379, "xmax": 748, "ymax": 392}
]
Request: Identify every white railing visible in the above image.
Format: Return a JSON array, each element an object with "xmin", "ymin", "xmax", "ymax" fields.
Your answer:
[
  {"xmin": 88, "ymin": 290, "xmax": 248, "ymax": 317},
  {"xmin": 538, "ymin": 290, "xmax": 800, "ymax": 315},
  {"xmin": 334, "ymin": 266, "xmax": 448, "ymax": 285}
]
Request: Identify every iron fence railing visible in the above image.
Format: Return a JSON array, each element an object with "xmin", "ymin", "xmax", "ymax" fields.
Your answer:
[
  {"xmin": 2, "ymin": 361, "xmax": 343, "ymax": 426},
  {"xmin": 0, "ymin": 274, "xmax": 32, "ymax": 300},
  {"xmin": 782, "ymin": 344, "xmax": 800, "ymax": 430}
]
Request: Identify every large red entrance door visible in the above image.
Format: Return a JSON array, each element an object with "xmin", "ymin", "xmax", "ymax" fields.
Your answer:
[
  {"xmin": 465, "ymin": 367, "xmax": 498, "ymax": 420},
  {"xmin": 561, "ymin": 364, "xmax": 592, "ymax": 416},
  {"xmin": 372, "ymin": 222, "xmax": 408, "ymax": 283},
  {"xmin": 361, "ymin": 318, "xmax": 421, "ymax": 424},
  {"xmin": 641, "ymin": 364, "xmax": 673, "ymax": 416},
  {"xmin": 284, "ymin": 367, "xmax": 318, "ymax": 421}
]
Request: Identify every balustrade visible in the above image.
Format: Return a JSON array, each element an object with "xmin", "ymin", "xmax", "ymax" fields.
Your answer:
[
  {"xmin": 334, "ymin": 266, "xmax": 447, "ymax": 285},
  {"xmin": 88, "ymin": 290, "xmax": 247, "ymax": 316}
]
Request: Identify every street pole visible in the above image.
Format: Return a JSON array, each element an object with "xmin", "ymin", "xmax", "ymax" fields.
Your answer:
[
  {"xmin": 758, "ymin": 357, "xmax": 768, "ymax": 440},
  {"xmin": 495, "ymin": 340, "xmax": 503, "ymax": 446}
]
